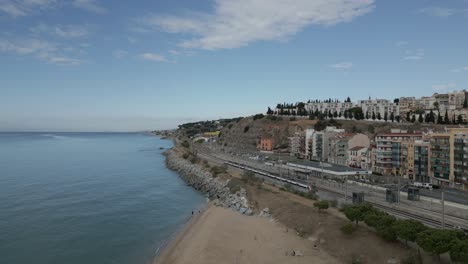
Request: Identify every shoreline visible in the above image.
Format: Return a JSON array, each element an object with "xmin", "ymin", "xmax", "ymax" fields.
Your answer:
[
  {"xmin": 154, "ymin": 141, "xmax": 416, "ymax": 263},
  {"xmin": 153, "ymin": 203, "xmax": 209, "ymax": 264}
]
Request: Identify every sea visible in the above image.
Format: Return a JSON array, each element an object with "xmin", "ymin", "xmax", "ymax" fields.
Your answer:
[{"xmin": 0, "ymin": 132, "xmax": 206, "ymax": 264}]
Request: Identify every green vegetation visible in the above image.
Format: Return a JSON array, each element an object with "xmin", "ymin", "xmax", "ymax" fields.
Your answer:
[
  {"xmin": 253, "ymin": 113, "xmax": 265, "ymax": 120},
  {"xmin": 342, "ymin": 203, "xmax": 468, "ymax": 261},
  {"xmin": 177, "ymin": 117, "xmax": 243, "ymax": 137},
  {"xmin": 241, "ymin": 170, "xmax": 260, "ymax": 184},
  {"xmin": 279, "ymin": 184, "xmax": 317, "ymax": 200},
  {"xmin": 341, "ymin": 223, "xmax": 357, "ymax": 235},
  {"xmin": 314, "ymin": 119, "xmax": 341, "ymax": 131},
  {"xmin": 266, "ymin": 115, "xmax": 282, "ymax": 121},
  {"xmin": 210, "ymin": 165, "xmax": 228, "ymax": 177},
  {"xmin": 181, "ymin": 140, "xmax": 190, "ymax": 148},
  {"xmin": 343, "ymin": 203, "xmax": 374, "ymax": 226},
  {"xmin": 313, "ymin": 200, "xmax": 329, "ymax": 211},
  {"xmin": 416, "ymin": 229, "xmax": 458, "ymax": 261},
  {"xmin": 244, "ymin": 126, "xmax": 250, "ymax": 133},
  {"xmin": 226, "ymin": 178, "xmax": 243, "ymax": 194},
  {"xmin": 189, "ymin": 156, "xmax": 199, "ymax": 164},
  {"xmin": 351, "ymin": 256, "xmax": 363, "ymax": 264},
  {"xmin": 393, "ymin": 219, "xmax": 427, "ymax": 245},
  {"xmin": 450, "ymin": 238, "xmax": 468, "ymax": 263}
]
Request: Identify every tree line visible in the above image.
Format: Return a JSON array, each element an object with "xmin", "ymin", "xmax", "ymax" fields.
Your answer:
[
  {"xmin": 406, "ymin": 109, "xmax": 466, "ymax": 125},
  {"xmin": 342, "ymin": 203, "xmax": 468, "ymax": 262},
  {"xmin": 267, "ymin": 106, "xmax": 402, "ymax": 123}
]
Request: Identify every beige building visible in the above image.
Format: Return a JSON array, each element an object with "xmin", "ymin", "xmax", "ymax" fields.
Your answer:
[
  {"xmin": 328, "ymin": 133, "xmax": 370, "ymax": 166},
  {"xmin": 374, "ymin": 129, "xmax": 423, "ymax": 175},
  {"xmin": 399, "ymin": 97, "xmax": 416, "ymax": 120},
  {"xmin": 430, "ymin": 128, "xmax": 468, "ymax": 190},
  {"xmin": 348, "ymin": 146, "xmax": 370, "ymax": 169}
]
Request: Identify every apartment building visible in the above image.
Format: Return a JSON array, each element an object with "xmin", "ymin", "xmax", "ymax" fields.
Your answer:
[
  {"xmin": 358, "ymin": 99, "xmax": 400, "ymax": 119},
  {"xmin": 289, "ymin": 132, "xmax": 305, "ymax": 158},
  {"xmin": 328, "ymin": 133, "xmax": 370, "ymax": 166},
  {"xmin": 306, "ymin": 127, "xmax": 345, "ymax": 161},
  {"xmin": 430, "ymin": 128, "xmax": 468, "ymax": 189},
  {"xmin": 391, "ymin": 140, "xmax": 431, "ymax": 182},
  {"xmin": 399, "ymin": 97, "xmax": 416, "ymax": 120},
  {"xmin": 305, "ymin": 101, "xmax": 354, "ymax": 116},
  {"xmin": 305, "ymin": 129, "xmax": 315, "ymax": 160},
  {"xmin": 348, "ymin": 146, "xmax": 371, "ymax": 169},
  {"xmin": 374, "ymin": 129, "xmax": 423, "ymax": 175}
]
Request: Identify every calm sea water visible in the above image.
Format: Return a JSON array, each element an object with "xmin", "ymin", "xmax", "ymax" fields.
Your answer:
[{"xmin": 0, "ymin": 133, "xmax": 206, "ymax": 264}]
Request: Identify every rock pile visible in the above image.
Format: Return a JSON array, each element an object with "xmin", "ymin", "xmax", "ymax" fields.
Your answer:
[
  {"xmin": 259, "ymin": 208, "xmax": 271, "ymax": 218},
  {"xmin": 165, "ymin": 149, "xmax": 253, "ymax": 216}
]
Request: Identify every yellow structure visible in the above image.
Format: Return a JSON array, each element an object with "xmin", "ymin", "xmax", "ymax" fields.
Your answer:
[{"xmin": 203, "ymin": 131, "xmax": 221, "ymax": 137}]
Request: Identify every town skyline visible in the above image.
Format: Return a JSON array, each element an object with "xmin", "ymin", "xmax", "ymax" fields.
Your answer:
[{"xmin": 1, "ymin": 0, "xmax": 468, "ymax": 131}]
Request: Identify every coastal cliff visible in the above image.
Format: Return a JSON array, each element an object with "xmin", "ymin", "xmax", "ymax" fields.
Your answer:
[{"xmin": 164, "ymin": 148, "xmax": 253, "ymax": 215}]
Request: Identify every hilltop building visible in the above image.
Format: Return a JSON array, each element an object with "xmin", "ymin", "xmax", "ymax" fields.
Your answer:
[{"xmin": 357, "ymin": 99, "xmax": 399, "ymax": 119}]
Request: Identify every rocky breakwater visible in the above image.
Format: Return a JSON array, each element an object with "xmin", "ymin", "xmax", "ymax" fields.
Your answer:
[{"xmin": 165, "ymin": 149, "xmax": 254, "ymax": 216}]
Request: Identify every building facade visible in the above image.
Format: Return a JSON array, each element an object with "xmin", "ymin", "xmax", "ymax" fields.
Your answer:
[
  {"xmin": 428, "ymin": 128, "xmax": 468, "ymax": 189},
  {"xmin": 374, "ymin": 129, "xmax": 423, "ymax": 175},
  {"xmin": 358, "ymin": 99, "xmax": 400, "ymax": 120},
  {"xmin": 258, "ymin": 137, "xmax": 274, "ymax": 151}
]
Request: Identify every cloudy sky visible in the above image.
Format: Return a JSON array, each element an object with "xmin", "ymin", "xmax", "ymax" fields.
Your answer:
[{"xmin": 1, "ymin": 0, "xmax": 467, "ymax": 131}]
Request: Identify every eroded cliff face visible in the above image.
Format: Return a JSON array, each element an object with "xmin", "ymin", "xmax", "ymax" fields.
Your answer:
[{"xmin": 164, "ymin": 149, "xmax": 253, "ymax": 216}]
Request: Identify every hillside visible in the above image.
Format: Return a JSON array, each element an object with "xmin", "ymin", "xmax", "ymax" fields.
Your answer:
[{"xmin": 217, "ymin": 116, "xmax": 466, "ymax": 152}]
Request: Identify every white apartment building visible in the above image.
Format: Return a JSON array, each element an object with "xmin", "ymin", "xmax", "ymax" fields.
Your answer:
[
  {"xmin": 307, "ymin": 127, "xmax": 345, "ymax": 161},
  {"xmin": 358, "ymin": 99, "xmax": 400, "ymax": 119},
  {"xmin": 305, "ymin": 101, "xmax": 354, "ymax": 116},
  {"xmin": 289, "ymin": 132, "xmax": 304, "ymax": 157},
  {"xmin": 305, "ymin": 129, "xmax": 315, "ymax": 159}
]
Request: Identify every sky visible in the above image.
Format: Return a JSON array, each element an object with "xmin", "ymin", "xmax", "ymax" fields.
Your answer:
[{"xmin": 0, "ymin": 0, "xmax": 468, "ymax": 132}]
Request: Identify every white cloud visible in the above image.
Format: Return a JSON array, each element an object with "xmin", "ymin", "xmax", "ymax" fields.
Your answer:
[
  {"xmin": 127, "ymin": 36, "xmax": 137, "ymax": 44},
  {"xmin": 138, "ymin": 0, "xmax": 375, "ymax": 50},
  {"xmin": 396, "ymin": 41, "xmax": 408, "ymax": 47},
  {"xmin": 72, "ymin": 0, "xmax": 106, "ymax": 14},
  {"xmin": 30, "ymin": 24, "xmax": 90, "ymax": 38},
  {"xmin": 432, "ymin": 83, "xmax": 456, "ymax": 93},
  {"xmin": 140, "ymin": 53, "xmax": 168, "ymax": 62},
  {"xmin": 451, "ymin": 66, "xmax": 468, "ymax": 73},
  {"xmin": 330, "ymin": 61, "xmax": 353, "ymax": 70},
  {"xmin": 0, "ymin": 38, "xmax": 83, "ymax": 65},
  {"xmin": 403, "ymin": 48, "xmax": 425, "ymax": 61},
  {"xmin": 113, "ymin": 49, "xmax": 127, "ymax": 59},
  {"xmin": 0, "ymin": 0, "xmax": 57, "ymax": 17},
  {"xmin": 169, "ymin": 49, "xmax": 180, "ymax": 55},
  {"xmin": 418, "ymin": 7, "xmax": 468, "ymax": 18}
]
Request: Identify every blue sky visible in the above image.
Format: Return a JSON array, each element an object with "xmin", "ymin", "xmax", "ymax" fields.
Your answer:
[{"xmin": 1, "ymin": 0, "xmax": 467, "ymax": 131}]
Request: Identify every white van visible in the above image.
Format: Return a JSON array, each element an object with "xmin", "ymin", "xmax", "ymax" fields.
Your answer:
[
  {"xmin": 412, "ymin": 182, "xmax": 423, "ymax": 188},
  {"xmin": 422, "ymin": 183, "xmax": 433, "ymax": 189}
]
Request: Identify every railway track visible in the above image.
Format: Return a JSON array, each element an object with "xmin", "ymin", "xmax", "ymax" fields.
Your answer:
[{"xmin": 201, "ymin": 151, "xmax": 468, "ymax": 231}]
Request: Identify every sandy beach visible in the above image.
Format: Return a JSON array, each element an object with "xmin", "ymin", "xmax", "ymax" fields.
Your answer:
[{"xmin": 154, "ymin": 204, "xmax": 340, "ymax": 264}]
